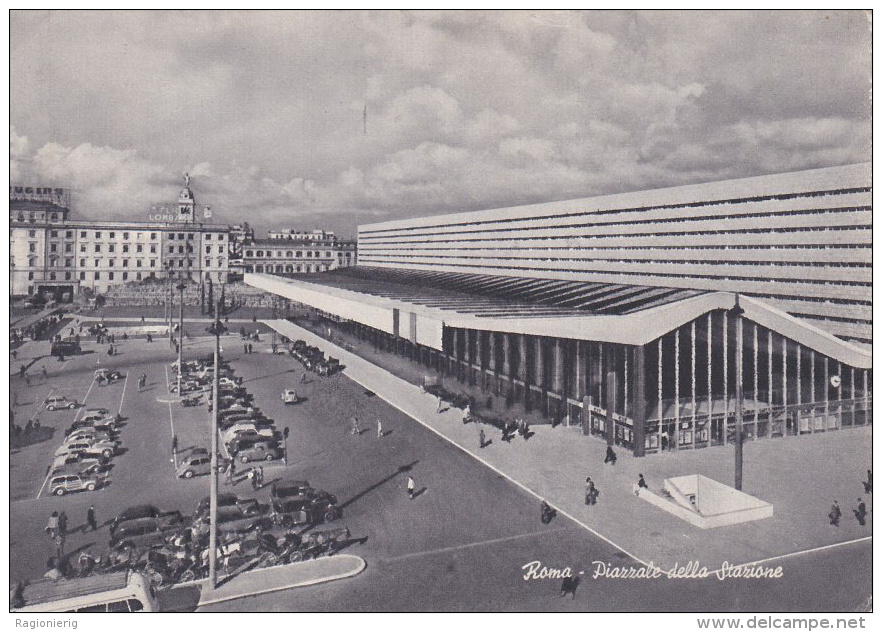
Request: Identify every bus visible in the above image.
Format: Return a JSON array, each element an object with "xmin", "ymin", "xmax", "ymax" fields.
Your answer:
[{"xmin": 11, "ymin": 571, "xmax": 160, "ymax": 613}]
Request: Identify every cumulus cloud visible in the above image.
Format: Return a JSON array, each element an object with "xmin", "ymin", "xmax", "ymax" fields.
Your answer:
[{"xmin": 9, "ymin": 11, "xmax": 871, "ymax": 236}]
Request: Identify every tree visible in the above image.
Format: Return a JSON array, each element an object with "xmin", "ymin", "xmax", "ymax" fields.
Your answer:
[
  {"xmin": 207, "ymin": 278, "xmax": 214, "ymax": 312},
  {"xmin": 219, "ymin": 284, "xmax": 226, "ymax": 315}
]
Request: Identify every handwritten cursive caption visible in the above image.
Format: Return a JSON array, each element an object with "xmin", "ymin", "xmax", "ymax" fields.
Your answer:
[{"xmin": 522, "ymin": 560, "xmax": 783, "ymax": 581}]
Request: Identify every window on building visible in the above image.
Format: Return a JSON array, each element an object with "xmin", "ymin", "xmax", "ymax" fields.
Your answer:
[
  {"xmin": 109, "ymin": 245, "xmax": 115, "ymax": 253},
  {"xmin": 51, "ymin": 213, "xmax": 58, "ymax": 220},
  {"xmin": 218, "ymin": 245, "xmax": 225, "ymax": 254},
  {"xmin": 28, "ymin": 230, "xmax": 36, "ymax": 238},
  {"xmin": 50, "ymin": 230, "xmax": 58, "ymax": 238},
  {"xmin": 65, "ymin": 243, "xmax": 72, "ymax": 253},
  {"xmin": 306, "ymin": 251, "xmax": 312, "ymax": 258},
  {"xmin": 29, "ymin": 243, "xmax": 36, "ymax": 253},
  {"xmin": 151, "ymin": 232, "xmax": 157, "ymax": 240},
  {"xmin": 136, "ymin": 272, "xmax": 142, "ymax": 280},
  {"xmin": 80, "ymin": 244, "xmax": 86, "ymax": 253},
  {"xmin": 178, "ymin": 245, "xmax": 184, "ymax": 254},
  {"xmin": 108, "ymin": 272, "xmax": 115, "ymax": 280},
  {"xmin": 245, "ymin": 250, "xmax": 253, "ymax": 257},
  {"xmin": 94, "ymin": 259, "xmax": 99, "ymax": 267},
  {"xmin": 178, "ymin": 233, "xmax": 184, "ymax": 240},
  {"xmin": 136, "ymin": 244, "xmax": 143, "ymax": 253},
  {"xmin": 95, "ymin": 231, "xmax": 102, "ymax": 238},
  {"xmin": 285, "ymin": 265, "xmax": 293, "ymax": 273},
  {"xmin": 123, "ymin": 232, "xmax": 129, "ymax": 240},
  {"xmin": 50, "ymin": 257, "xmax": 58, "ymax": 267},
  {"xmin": 122, "ymin": 260, "xmax": 128, "ymax": 268},
  {"xmin": 50, "ymin": 243, "xmax": 57, "ymax": 253},
  {"xmin": 256, "ymin": 265, "xmax": 264, "ymax": 272},
  {"xmin": 122, "ymin": 245, "xmax": 129, "ymax": 253},
  {"xmin": 94, "ymin": 245, "xmax": 101, "ymax": 253},
  {"xmin": 66, "ymin": 230, "xmax": 73, "ymax": 238},
  {"xmin": 136, "ymin": 259, "xmax": 142, "ymax": 267},
  {"xmin": 256, "ymin": 250, "xmax": 263, "ymax": 257},
  {"xmin": 296, "ymin": 251, "xmax": 302, "ymax": 258},
  {"xmin": 205, "ymin": 245, "xmax": 212, "ymax": 254},
  {"xmin": 276, "ymin": 251, "xmax": 282, "ymax": 257},
  {"xmin": 94, "ymin": 272, "xmax": 100, "ymax": 280},
  {"xmin": 109, "ymin": 232, "xmax": 115, "ymax": 239},
  {"xmin": 150, "ymin": 245, "xmax": 156, "ymax": 254},
  {"xmin": 65, "ymin": 271, "xmax": 72, "ymax": 280},
  {"xmin": 79, "ymin": 259, "xmax": 85, "ymax": 267},
  {"xmin": 150, "ymin": 260, "xmax": 156, "ymax": 268},
  {"xmin": 28, "ymin": 271, "xmax": 34, "ymax": 280},
  {"xmin": 218, "ymin": 234, "xmax": 224, "ymax": 241},
  {"xmin": 80, "ymin": 231, "xmax": 87, "ymax": 238},
  {"xmin": 217, "ymin": 258, "xmax": 224, "ymax": 267},
  {"xmin": 178, "ymin": 260, "xmax": 184, "ymax": 267},
  {"xmin": 49, "ymin": 272, "xmax": 57, "ymax": 280},
  {"xmin": 205, "ymin": 234, "xmax": 212, "ymax": 240},
  {"xmin": 79, "ymin": 271, "xmax": 86, "ymax": 281},
  {"xmin": 188, "ymin": 233, "xmax": 194, "ymax": 240},
  {"xmin": 65, "ymin": 258, "xmax": 72, "ymax": 267},
  {"xmin": 122, "ymin": 272, "xmax": 128, "ymax": 280},
  {"xmin": 109, "ymin": 259, "xmax": 115, "ymax": 267},
  {"xmin": 28, "ymin": 258, "xmax": 36, "ymax": 267}
]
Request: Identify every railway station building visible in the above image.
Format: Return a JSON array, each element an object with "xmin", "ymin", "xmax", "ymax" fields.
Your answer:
[{"xmin": 247, "ymin": 163, "xmax": 872, "ymax": 456}]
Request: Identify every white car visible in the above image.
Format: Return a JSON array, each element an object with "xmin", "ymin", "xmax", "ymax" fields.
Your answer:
[
  {"xmin": 281, "ymin": 389, "xmax": 299, "ymax": 404},
  {"xmin": 219, "ymin": 377, "xmax": 240, "ymax": 388},
  {"xmin": 66, "ymin": 429, "xmax": 115, "ymax": 444},
  {"xmin": 45, "ymin": 396, "xmax": 77, "ymax": 411},
  {"xmin": 221, "ymin": 423, "xmax": 275, "ymax": 445}
]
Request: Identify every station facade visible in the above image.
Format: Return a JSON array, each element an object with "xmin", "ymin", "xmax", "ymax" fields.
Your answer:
[{"xmin": 247, "ymin": 163, "xmax": 872, "ymax": 456}]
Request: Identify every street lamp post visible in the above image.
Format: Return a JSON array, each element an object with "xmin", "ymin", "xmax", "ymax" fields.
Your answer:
[
  {"xmin": 731, "ymin": 295, "xmax": 745, "ymax": 491},
  {"xmin": 206, "ymin": 300, "xmax": 225, "ymax": 590},
  {"xmin": 177, "ymin": 282, "xmax": 186, "ymax": 396}
]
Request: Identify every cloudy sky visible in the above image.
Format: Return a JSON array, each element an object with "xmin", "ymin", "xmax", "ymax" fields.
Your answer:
[{"xmin": 10, "ymin": 10, "xmax": 871, "ymax": 237}]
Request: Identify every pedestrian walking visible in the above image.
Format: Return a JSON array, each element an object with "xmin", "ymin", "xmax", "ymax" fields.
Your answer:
[
  {"xmin": 11, "ymin": 349, "xmax": 17, "ymax": 360},
  {"xmin": 854, "ymin": 498, "xmax": 867, "ymax": 526},
  {"xmin": 24, "ymin": 420, "xmax": 33, "ymax": 434},
  {"xmin": 829, "ymin": 500, "xmax": 842, "ymax": 526},
  {"xmin": 437, "ymin": 396, "xmax": 444, "ymax": 413},
  {"xmin": 225, "ymin": 462, "xmax": 234, "ymax": 486},
  {"xmin": 256, "ymin": 466, "xmax": 264, "ymax": 489},
  {"xmin": 86, "ymin": 506, "xmax": 98, "ymax": 532},
  {"xmin": 58, "ymin": 511, "xmax": 68, "ymax": 536},
  {"xmin": 248, "ymin": 468, "xmax": 258, "ymax": 490},
  {"xmin": 585, "ymin": 477, "xmax": 597, "ymax": 506},
  {"xmin": 864, "ymin": 469, "xmax": 873, "ymax": 494},
  {"xmin": 244, "ymin": 343, "xmax": 248, "ymax": 354},
  {"xmin": 300, "ymin": 372, "xmax": 307, "ymax": 384},
  {"xmin": 146, "ymin": 333, "xmax": 152, "ymax": 343},
  {"xmin": 171, "ymin": 435, "xmax": 178, "ymax": 464},
  {"xmin": 351, "ymin": 415, "xmax": 360, "ymax": 436},
  {"xmin": 540, "ymin": 500, "xmax": 556, "ymax": 524},
  {"xmin": 638, "ymin": 474, "xmax": 648, "ymax": 490},
  {"xmin": 55, "ymin": 532, "xmax": 66, "ymax": 562},
  {"xmin": 377, "ymin": 420, "xmax": 383, "ymax": 438},
  {"xmin": 407, "ymin": 476, "xmax": 415, "ymax": 500},
  {"xmin": 479, "ymin": 428, "xmax": 486, "ymax": 449}
]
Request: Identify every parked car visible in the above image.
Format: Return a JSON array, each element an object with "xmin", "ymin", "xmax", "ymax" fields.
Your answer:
[
  {"xmin": 221, "ymin": 423, "xmax": 277, "ymax": 445},
  {"xmin": 194, "ymin": 494, "xmax": 261, "ymax": 520},
  {"xmin": 50, "ymin": 340, "xmax": 81, "ymax": 357},
  {"xmin": 50, "ymin": 453, "xmax": 109, "ymax": 475},
  {"xmin": 49, "ymin": 461, "xmax": 106, "ymax": 480},
  {"xmin": 190, "ymin": 504, "xmax": 272, "ymax": 538},
  {"xmin": 80, "ymin": 408, "xmax": 120, "ymax": 426},
  {"xmin": 55, "ymin": 438, "xmax": 119, "ymax": 461},
  {"xmin": 233, "ymin": 441, "xmax": 284, "ymax": 464},
  {"xmin": 176, "ymin": 453, "xmax": 230, "ymax": 479},
  {"xmin": 218, "ymin": 376, "xmax": 242, "ymax": 388},
  {"xmin": 49, "ymin": 472, "xmax": 104, "ymax": 496},
  {"xmin": 219, "ymin": 414, "xmax": 267, "ymax": 429},
  {"xmin": 65, "ymin": 418, "xmax": 119, "ymax": 437},
  {"xmin": 65, "ymin": 429, "xmax": 116, "ymax": 446},
  {"xmin": 281, "ymin": 389, "xmax": 299, "ymax": 404},
  {"xmin": 270, "ymin": 490, "xmax": 341, "ymax": 526},
  {"xmin": 94, "ymin": 368, "xmax": 123, "ymax": 382},
  {"xmin": 109, "ymin": 516, "xmax": 185, "ymax": 551},
  {"xmin": 110, "ymin": 505, "xmax": 185, "ymax": 536},
  {"xmin": 270, "ymin": 479, "xmax": 311, "ymax": 500},
  {"xmin": 45, "ymin": 396, "xmax": 77, "ymax": 411}
]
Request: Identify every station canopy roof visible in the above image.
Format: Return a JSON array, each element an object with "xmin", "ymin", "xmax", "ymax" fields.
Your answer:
[{"xmin": 249, "ymin": 267, "xmax": 871, "ymax": 369}]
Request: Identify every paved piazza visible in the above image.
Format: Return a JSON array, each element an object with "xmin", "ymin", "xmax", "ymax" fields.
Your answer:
[{"xmin": 9, "ymin": 317, "xmax": 872, "ymax": 612}]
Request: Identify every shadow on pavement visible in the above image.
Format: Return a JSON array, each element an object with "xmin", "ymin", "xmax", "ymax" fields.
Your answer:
[{"xmin": 339, "ymin": 461, "xmax": 420, "ymax": 510}]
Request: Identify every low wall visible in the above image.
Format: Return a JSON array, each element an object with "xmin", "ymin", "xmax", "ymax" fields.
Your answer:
[{"xmin": 643, "ymin": 475, "xmax": 773, "ymax": 529}]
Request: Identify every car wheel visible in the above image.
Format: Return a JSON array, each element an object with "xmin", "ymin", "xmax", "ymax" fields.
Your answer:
[
  {"xmin": 48, "ymin": 405, "xmax": 55, "ymax": 411},
  {"xmin": 183, "ymin": 470, "xmax": 194, "ymax": 479},
  {"xmin": 240, "ymin": 455, "xmax": 250, "ymax": 463},
  {"xmin": 265, "ymin": 453, "xmax": 275, "ymax": 462},
  {"xmin": 102, "ymin": 449, "xmax": 113, "ymax": 459},
  {"xmin": 54, "ymin": 487, "xmax": 66, "ymax": 496},
  {"xmin": 325, "ymin": 508, "xmax": 340, "ymax": 522},
  {"xmin": 288, "ymin": 550, "xmax": 304, "ymax": 563},
  {"xmin": 86, "ymin": 483, "xmax": 96, "ymax": 491}
]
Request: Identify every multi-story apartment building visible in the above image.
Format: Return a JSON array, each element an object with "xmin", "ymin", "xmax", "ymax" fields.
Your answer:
[
  {"xmin": 10, "ymin": 179, "xmax": 230, "ymax": 297},
  {"xmin": 241, "ymin": 237, "xmax": 356, "ymax": 274}
]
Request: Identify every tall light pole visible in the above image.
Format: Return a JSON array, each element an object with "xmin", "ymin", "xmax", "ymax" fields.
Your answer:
[
  {"xmin": 206, "ymin": 299, "xmax": 225, "ymax": 589},
  {"xmin": 177, "ymin": 282, "xmax": 186, "ymax": 396},
  {"xmin": 731, "ymin": 295, "xmax": 745, "ymax": 491}
]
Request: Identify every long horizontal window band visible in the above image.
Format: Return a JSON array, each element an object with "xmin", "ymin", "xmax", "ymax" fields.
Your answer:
[
  {"xmin": 359, "ymin": 252, "xmax": 871, "ymax": 268},
  {"xmin": 358, "ymin": 225, "xmax": 870, "ymax": 245},
  {"xmin": 359, "ymin": 187, "xmax": 871, "ymax": 235},
  {"xmin": 359, "ymin": 243, "xmax": 872, "ymax": 252},
  {"xmin": 359, "ymin": 258, "xmax": 872, "ymax": 286},
  {"xmin": 360, "ymin": 205, "xmax": 870, "ymax": 241}
]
